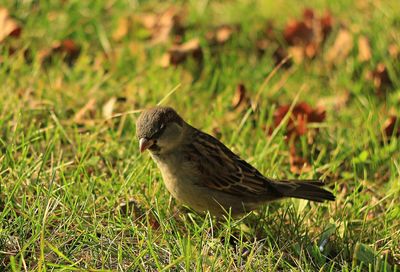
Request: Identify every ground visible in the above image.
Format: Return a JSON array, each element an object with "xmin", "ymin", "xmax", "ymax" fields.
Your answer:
[{"xmin": 0, "ymin": 0, "xmax": 399, "ymax": 271}]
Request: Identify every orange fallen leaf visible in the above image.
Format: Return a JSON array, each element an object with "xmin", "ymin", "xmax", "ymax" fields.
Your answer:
[
  {"xmin": 160, "ymin": 38, "xmax": 203, "ymax": 67},
  {"xmin": 288, "ymin": 45, "xmax": 305, "ymax": 64},
  {"xmin": 112, "ymin": 17, "xmax": 130, "ymax": 42},
  {"xmin": 358, "ymin": 35, "xmax": 372, "ymax": 62},
  {"xmin": 326, "ymin": 29, "xmax": 353, "ymax": 64},
  {"xmin": 0, "ymin": 7, "xmax": 21, "ymax": 43},
  {"xmin": 388, "ymin": 44, "xmax": 399, "ymax": 59},
  {"xmin": 206, "ymin": 25, "xmax": 235, "ymax": 45}
]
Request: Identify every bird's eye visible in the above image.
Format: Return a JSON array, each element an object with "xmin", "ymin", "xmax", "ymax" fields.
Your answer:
[{"xmin": 151, "ymin": 125, "xmax": 166, "ymax": 139}]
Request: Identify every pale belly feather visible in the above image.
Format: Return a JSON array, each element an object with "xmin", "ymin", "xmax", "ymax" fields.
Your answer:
[{"xmin": 151, "ymin": 152, "xmax": 210, "ymax": 211}]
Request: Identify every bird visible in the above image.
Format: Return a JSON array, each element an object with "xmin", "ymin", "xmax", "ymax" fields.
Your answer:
[{"xmin": 136, "ymin": 106, "xmax": 335, "ymax": 216}]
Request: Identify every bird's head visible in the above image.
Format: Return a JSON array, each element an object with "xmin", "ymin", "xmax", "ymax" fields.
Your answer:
[{"xmin": 136, "ymin": 106, "xmax": 185, "ymax": 155}]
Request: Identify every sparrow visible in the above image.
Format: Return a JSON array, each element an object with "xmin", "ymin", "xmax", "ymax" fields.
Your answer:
[{"xmin": 136, "ymin": 106, "xmax": 335, "ymax": 216}]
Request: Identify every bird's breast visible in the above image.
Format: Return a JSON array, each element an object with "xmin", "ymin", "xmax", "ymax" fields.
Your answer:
[
  {"xmin": 150, "ymin": 151, "xmax": 222, "ymax": 214},
  {"xmin": 150, "ymin": 152, "xmax": 198, "ymax": 200}
]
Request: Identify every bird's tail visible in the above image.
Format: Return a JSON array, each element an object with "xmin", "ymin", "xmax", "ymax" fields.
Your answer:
[{"xmin": 271, "ymin": 180, "xmax": 335, "ymax": 202}]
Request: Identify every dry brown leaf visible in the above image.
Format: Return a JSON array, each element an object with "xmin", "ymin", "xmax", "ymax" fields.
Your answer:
[
  {"xmin": 326, "ymin": 29, "xmax": 353, "ymax": 64},
  {"xmin": 366, "ymin": 63, "xmax": 392, "ymax": 96},
  {"xmin": 137, "ymin": 7, "xmax": 185, "ymax": 45},
  {"xmin": 39, "ymin": 39, "xmax": 81, "ymax": 66},
  {"xmin": 305, "ymin": 42, "xmax": 319, "ymax": 58},
  {"xmin": 383, "ymin": 115, "xmax": 400, "ymax": 138},
  {"xmin": 388, "ymin": 43, "xmax": 399, "ymax": 59},
  {"xmin": 74, "ymin": 98, "xmax": 97, "ymax": 124},
  {"xmin": 273, "ymin": 102, "xmax": 326, "ymax": 139},
  {"xmin": 112, "ymin": 17, "xmax": 130, "ymax": 42},
  {"xmin": 283, "ymin": 8, "xmax": 333, "ymax": 61},
  {"xmin": 216, "ymin": 26, "xmax": 233, "ymax": 44},
  {"xmin": 102, "ymin": 97, "xmax": 117, "ymax": 119},
  {"xmin": 206, "ymin": 25, "xmax": 235, "ymax": 45},
  {"xmin": 358, "ymin": 35, "xmax": 372, "ymax": 62},
  {"xmin": 231, "ymin": 83, "xmax": 251, "ymax": 110},
  {"xmin": 288, "ymin": 46, "xmax": 305, "ymax": 64},
  {"xmin": 160, "ymin": 38, "xmax": 203, "ymax": 67},
  {"xmin": 0, "ymin": 7, "xmax": 21, "ymax": 43},
  {"xmin": 284, "ymin": 20, "xmax": 313, "ymax": 47}
]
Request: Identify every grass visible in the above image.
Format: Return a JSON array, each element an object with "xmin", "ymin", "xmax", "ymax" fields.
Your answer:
[{"xmin": 1, "ymin": 0, "xmax": 399, "ymax": 270}]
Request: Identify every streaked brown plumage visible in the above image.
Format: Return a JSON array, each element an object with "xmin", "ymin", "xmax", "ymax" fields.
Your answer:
[{"xmin": 136, "ymin": 106, "xmax": 335, "ymax": 216}]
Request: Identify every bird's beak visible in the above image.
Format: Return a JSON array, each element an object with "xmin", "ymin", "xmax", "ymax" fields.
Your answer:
[{"xmin": 139, "ymin": 138, "xmax": 155, "ymax": 153}]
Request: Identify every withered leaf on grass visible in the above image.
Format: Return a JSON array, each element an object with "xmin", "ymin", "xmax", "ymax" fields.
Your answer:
[
  {"xmin": 272, "ymin": 101, "xmax": 326, "ymax": 174},
  {"xmin": 112, "ymin": 17, "xmax": 130, "ymax": 42},
  {"xmin": 0, "ymin": 7, "xmax": 21, "ymax": 43},
  {"xmin": 383, "ymin": 116, "xmax": 400, "ymax": 139},
  {"xmin": 137, "ymin": 7, "xmax": 185, "ymax": 45},
  {"xmin": 283, "ymin": 8, "xmax": 333, "ymax": 62},
  {"xmin": 231, "ymin": 83, "xmax": 251, "ymax": 110},
  {"xmin": 388, "ymin": 44, "xmax": 399, "ymax": 59},
  {"xmin": 284, "ymin": 19, "xmax": 313, "ymax": 47},
  {"xmin": 160, "ymin": 38, "xmax": 203, "ymax": 67},
  {"xmin": 273, "ymin": 102, "xmax": 326, "ymax": 139},
  {"xmin": 102, "ymin": 97, "xmax": 117, "ymax": 119},
  {"xmin": 39, "ymin": 39, "xmax": 81, "ymax": 66},
  {"xmin": 206, "ymin": 25, "xmax": 236, "ymax": 46},
  {"xmin": 366, "ymin": 63, "xmax": 393, "ymax": 96},
  {"xmin": 357, "ymin": 35, "xmax": 372, "ymax": 62},
  {"xmin": 325, "ymin": 29, "xmax": 353, "ymax": 65}
]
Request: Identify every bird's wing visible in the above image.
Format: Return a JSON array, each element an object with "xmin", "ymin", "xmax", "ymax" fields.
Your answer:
[{"xmin": 186, "ymin": 129, "xmax": 279, "ymax": 197}]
